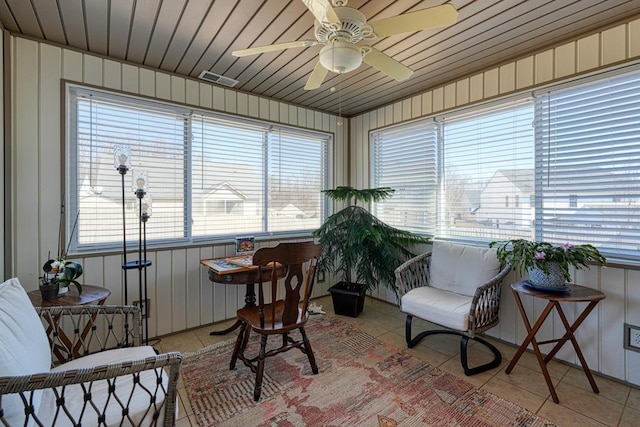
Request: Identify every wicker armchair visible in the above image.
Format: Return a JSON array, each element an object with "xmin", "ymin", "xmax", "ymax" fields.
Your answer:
[
  {"xmin": 0, "ymin": 278, "xmax": 182, "ymax": 426},
  {"xmin": 395, "ymin": 242, "xmax": 511, "ymax": 375}
]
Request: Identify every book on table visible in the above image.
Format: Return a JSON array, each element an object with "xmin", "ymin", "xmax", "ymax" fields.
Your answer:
[
  {"xmin": 225, "ymin": 254, "xmax": 254, "ymax": 268},
  {"xmin": 201, "ymin": 255, "xmax": 254, "ymax": 274}
]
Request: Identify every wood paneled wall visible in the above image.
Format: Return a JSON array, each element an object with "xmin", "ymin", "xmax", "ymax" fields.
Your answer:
[
  {"xmin": 350, "ymin": 19, "xmax": 640, "ymax": 386},
  {"xmin": 8, "ymin": 37, "xmax": 348, "ymax": 339}
]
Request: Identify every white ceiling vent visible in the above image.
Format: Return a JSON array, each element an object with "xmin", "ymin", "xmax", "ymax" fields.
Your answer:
[{"xmin": 198, "ymin": 70, "xmax": 239, "ymax": 87}]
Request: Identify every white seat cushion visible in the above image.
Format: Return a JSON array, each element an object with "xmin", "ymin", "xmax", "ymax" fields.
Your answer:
[
  {"xmin": 37, "ymin": 346, "xmax": 171, "ymax": 426},
  {"xmin": 430, "ymin": 241, "xmax": 500, "ymax": 297},
  {"xmin": 401, "ymin": 286, "xmax": 472, "ymax": 331},
  {"xmin": 0, "ymin": 278, "xmax": 52, "ymax": 425}
]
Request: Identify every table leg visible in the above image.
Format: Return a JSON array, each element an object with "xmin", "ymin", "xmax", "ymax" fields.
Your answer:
[
  {"xmin": 506, "ymin": 292, "xmax": 554, "ymax": 372},
  {"xmin": 506, "ymin": 291, "xmax": 560, "ymax": 403},
  {"xmin": 546, "ymin": 301, "xmax": 600, "ymax": 394},
  {"xmin": 45, "ymin": 316, "xmax": 70, "ymax": 365},
  {"xmin": 209, "ymin": 318, "xmax": 242, "ymax": 336},
  {"xmin": 209, "ymin": 283, "xmax": 256, "ymax": 336},
  {"xmin": 244, "ymin": 282, "xmax": 256, "ymax": 307},
  {"xmin": 72, "ymin": 299, "xmax": 108, "ymax": 357}
]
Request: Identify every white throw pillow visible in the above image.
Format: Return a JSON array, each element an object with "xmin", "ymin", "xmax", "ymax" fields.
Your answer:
[
  {"xmin": 0, "ymin": 278, "xmax": 51, "ymax": 425},
  {"xmin": 429, "ymin": 241, "xmax": 501, "ymax": 297}
]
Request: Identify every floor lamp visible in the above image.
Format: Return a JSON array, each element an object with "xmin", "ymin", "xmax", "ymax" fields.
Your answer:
[{"xmin": 115, "ymin": 145, "xmax": 152, "ymax": 345}]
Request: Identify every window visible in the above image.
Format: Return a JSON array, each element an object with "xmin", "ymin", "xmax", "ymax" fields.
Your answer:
[
  {"xmin": 371, "ymin": 120, "xmax": 436, "ymax": 234},
  {"xmin": 372, "ymin": 101, "xmax": 534, "ymax": 240},
  {"xmin": 569, "ymin": 194, "xmax": 578, "ymax": 208},
  {"xmin": 68, "ymin": 86, "xmax": 330, "ymax": 252},
  {"xmin": 535, "ymin": 69, "xmax": 640, "ymax": 260},
  {"xmin": 371, "ymin": 66, "xmax": 640, "ymax": 263},
  {"xmin": 438, "ymin": 100, "xmax": 535, "ymax": 240}
]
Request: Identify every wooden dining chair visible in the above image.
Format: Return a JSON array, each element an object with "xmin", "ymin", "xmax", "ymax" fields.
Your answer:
[{"xmin": 229, "ymin": 241, "xmax": 321, "ymax": 401}]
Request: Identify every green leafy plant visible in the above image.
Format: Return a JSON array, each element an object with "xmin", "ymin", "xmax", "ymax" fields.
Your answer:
[
  {"xmin": 489, "ymin": 239, "xmax": 606, "ymax": 282},
  {"xmin": 41, "ymin": 258, "xmax": 83, "ymax": 294},
  {"xmin": 312, "ymin": 186, "xmax": 431, "ymax": 295}
]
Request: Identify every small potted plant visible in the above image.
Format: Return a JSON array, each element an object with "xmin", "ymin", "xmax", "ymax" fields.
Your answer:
[
  {"xmin": 313, "ymin": 186, "xmax": 430, "ymax": 316},
  {"xmin": 40, "ymin": 209, "xmax": 83, "ymax": 300},
  {"xmin": 40, "ymin": 258, "xmax": 83, "ymax": 300},
  {"xmin": 489, "ymin": 239, "xmax": 606, "ymax": 289}
]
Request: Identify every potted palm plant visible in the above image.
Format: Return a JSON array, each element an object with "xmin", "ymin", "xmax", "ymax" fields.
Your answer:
[
  {"xmin": 313, "ymin": 186, "xmax": 430, "ymax": 316},
  {"xmin": 489, "ymin": 239, "xmax": 606, "ymax": 289}
]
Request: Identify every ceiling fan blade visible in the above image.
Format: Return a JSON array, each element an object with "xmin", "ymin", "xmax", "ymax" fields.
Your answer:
[
  {"xmin": 362, "ymin": 47, "xmax": 413, "ymax": 82},
  {"xmin": 369, "ymin": 4, "xmax": 458, "ymax": 37},
  {"xmin": 305, "ymin": 61, "xmax": 329, "ymax": 90},
  {"xmin": 232, "ymin": 40, "xmax": 318, "ymax": 57},
  {"xmin": 301, "ymin": 0, "xmax": 341, "ymax": 25}
]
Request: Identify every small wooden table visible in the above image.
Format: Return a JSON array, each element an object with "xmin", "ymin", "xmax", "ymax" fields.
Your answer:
[
  {"xmin": 28, "ymin": 285, "xmax": 111, "ymax": 364},
  {"xmin": 28, "ymin": 284, "xmax": 111, "ymax": 308},
  {"xmin": 200, "ymin": 258, "xmax": 285, "ymax": 335},
  {"xmin": 505, "ymin": 281, "xmax": 606, "ymax": 403}
]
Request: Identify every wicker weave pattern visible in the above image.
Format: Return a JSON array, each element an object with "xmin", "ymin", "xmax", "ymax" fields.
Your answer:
[
  {"xmin": 395, "ymin": 252, "xmax": 432, "ymax": 300},
  {"xmin": 38, "ymin": 305, "xmax": 142, "ymax": 363},
  {"xmin": 469, "ymin": 268, "xmax": 510, "ymax": 335},
  {"xmin": 0, "ymin": 305, "xmax": 182, "ymax": 426}
]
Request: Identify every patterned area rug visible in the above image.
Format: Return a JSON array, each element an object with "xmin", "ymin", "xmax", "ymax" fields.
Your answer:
[{"xmin": 181, "ymin": 316, "xmax": 553, "ymax": 426}]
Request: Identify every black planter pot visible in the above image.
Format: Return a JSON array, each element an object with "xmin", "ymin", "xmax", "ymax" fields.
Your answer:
[
  {"xmin": 40, "ymin": 282, "xmax": 60, "ymax": 301},
  {"xmin": 328, "ymin": 281, "xmax": 366, "ymax": 317}
]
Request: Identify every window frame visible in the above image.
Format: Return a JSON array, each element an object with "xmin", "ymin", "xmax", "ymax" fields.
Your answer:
[{"xmin": 66, "ymin": 84, "xmax": 332, "ymax": 254}]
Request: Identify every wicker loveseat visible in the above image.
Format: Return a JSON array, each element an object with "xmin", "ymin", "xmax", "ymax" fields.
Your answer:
[{"xmin": 0, "ymin": 277, "xmax": 182, "ymax": 426}]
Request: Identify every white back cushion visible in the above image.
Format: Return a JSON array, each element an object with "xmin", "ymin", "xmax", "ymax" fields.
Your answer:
[
  {"xmin": 0, "ymin": 278, "xmax": 51, "ymax": 425},
  {"xmin": 429, "ymin": 241, "xmax": 501, "ymax": 297}
]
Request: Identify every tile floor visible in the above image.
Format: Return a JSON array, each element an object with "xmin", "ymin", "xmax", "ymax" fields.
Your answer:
[{"xmin": 154, "ymin": 296, "xmax": 640, "ymax": 427}]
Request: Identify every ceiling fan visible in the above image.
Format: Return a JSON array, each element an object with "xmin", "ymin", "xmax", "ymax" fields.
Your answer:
[{"xmin": 232, "ymin": 0, "xmax": 458, "ymax": 90}]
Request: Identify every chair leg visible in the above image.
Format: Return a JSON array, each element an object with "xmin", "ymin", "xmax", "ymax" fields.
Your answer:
[
  {"xmin": 230, "ymin": 322, "xmax": 247, "ymax": 370},
  {"xmin": 405, "ymin": 315, "xmax": 502, "ymax": 376},
  {"xmin": 405, "ymin": 315, "xmax": 414, "ymax": 347},
  {"xmin": 239, "ymin": 323, "xmax": 251, "ymax": 353},
  {"xmin": 405, "ymin": 315, "xmax": 437, "ymax": 348},
  {"xmin": 254, "ymin": 334, "xmax": 268, "ymax": 401},
  {"xmin": 300, "ymin": 326, "xmax": 319, "ymax": 374},
  {"xmin": 460, "ymin": 335, "xmax": 502, "ymax": 376}
]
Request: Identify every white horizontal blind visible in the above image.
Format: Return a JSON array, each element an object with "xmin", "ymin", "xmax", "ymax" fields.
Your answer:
[
  {"xmin": 535, "ymin": 70, "xmax": 640, "ymax": 259},
  {"xmin": 371, "ymin": 120, "xmax": 437, "ymax": 235},
  {"xmin": 71, "ymin": 88, "xmax": 188, "ymax": 251},
  {"xmin": 267, "ymin": 129, "xmax": 327, "ymax": 232},
  {"xmin": 191, "ymin": 114, "xmax": 265, "ymax": 237},
  {"xmin": 69, "ymin": 85, "xmax": 331, "ymax": 252},
  {"xmin": 438, "ymin": 100, "xmax": 535, "ymax": 242},
  {"xmin": 191, "ymin": 118, "xmax": 327, "ymax": 236}
]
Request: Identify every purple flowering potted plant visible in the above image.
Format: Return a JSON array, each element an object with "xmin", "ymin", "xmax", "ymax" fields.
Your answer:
[{"xmin": 489, "ymin": 239, "xmax": 606, "ymax": 288}]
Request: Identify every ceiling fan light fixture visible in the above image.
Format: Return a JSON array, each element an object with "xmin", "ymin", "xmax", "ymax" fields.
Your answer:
[{"xmin": 319, "ymin": 41, "xmax": 362, "ymax": 74}]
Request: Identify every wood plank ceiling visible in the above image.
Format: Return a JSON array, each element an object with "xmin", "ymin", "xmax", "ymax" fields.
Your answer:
[{"xmin": 0, "ymin": 0, "xmax": 638, "ymax": 117}]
